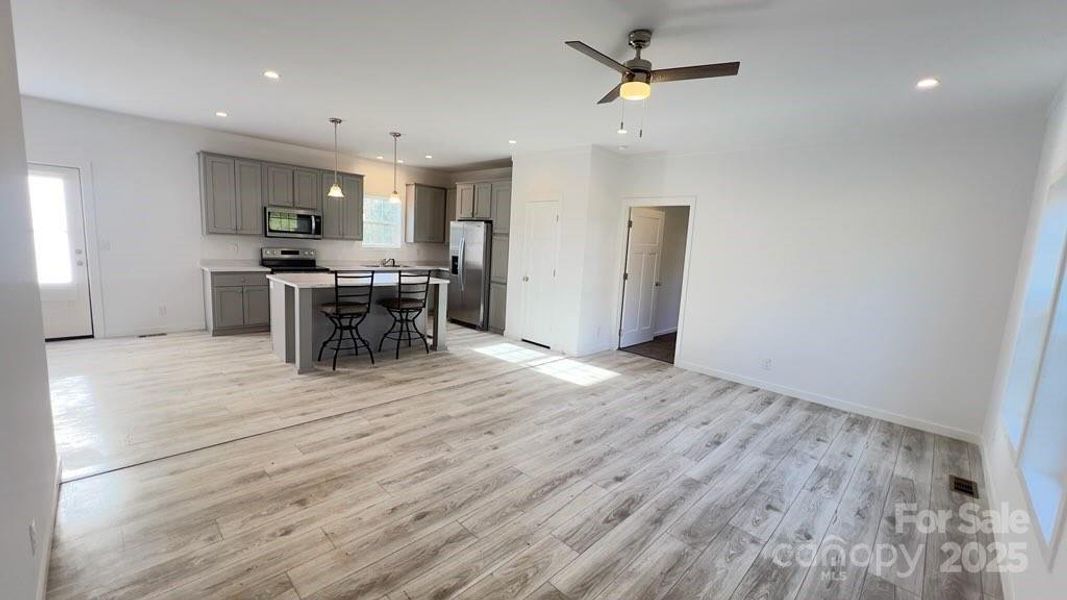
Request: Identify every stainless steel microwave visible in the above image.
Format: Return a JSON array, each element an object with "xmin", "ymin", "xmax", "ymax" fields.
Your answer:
[{"xmin": 264, "ymin": 206, "xmax": 322, "ymax": 239}]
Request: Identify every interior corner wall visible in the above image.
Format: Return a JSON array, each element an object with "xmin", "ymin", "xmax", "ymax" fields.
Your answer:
[
  {"xmin": 615, "ymin": 111, "xmax": 1043, "ymax": 441},
  {"xmin": 18, "ymin": 97, "xmax": 455, "ymax": 338},
  {"xmin": 0, "ymin": 0, "xmax": 59, "ymax": 597},
  {"xmin": 980, "ymin": 78, "xmax": 1067, "ymax": 599}
]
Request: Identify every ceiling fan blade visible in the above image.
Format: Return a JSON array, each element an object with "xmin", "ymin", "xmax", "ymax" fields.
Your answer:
[
  {"xmin": 597, "ymin": 83, "xmax": 621, "ymax": 104},
  {"xmin": 650, "ymin": 61, "xmax": 740, "ymax": 83},
  {"xmin": 565, "ymin": 41, "xmax": 630, "ymax": 75}
]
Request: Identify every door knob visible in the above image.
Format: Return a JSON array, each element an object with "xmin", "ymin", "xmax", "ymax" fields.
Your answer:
[
  {"xmin": 522, "ymin": 275, "xmax": 529, "ymax": 282},
  {"xmin": 654, "ymin": 282, "xmax": 662, "ymax": 287}
]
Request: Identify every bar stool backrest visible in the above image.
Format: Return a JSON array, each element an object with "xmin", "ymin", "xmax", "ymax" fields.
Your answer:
[
  {"xmin": 397, "ymin": 270, "xmax": 431, "ymax": 309},
  {"xmin": 334, "ymin": 270, "xmax": 375, "ymax": 307}
]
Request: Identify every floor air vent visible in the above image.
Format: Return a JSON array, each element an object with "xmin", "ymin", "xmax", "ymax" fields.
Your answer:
[{"xmin": 950, "ymin": 475, "xmax": 978, "ymax": 498}]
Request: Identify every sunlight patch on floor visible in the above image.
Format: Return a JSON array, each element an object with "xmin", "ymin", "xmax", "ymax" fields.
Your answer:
[
  {"xmin": 472, "ymin": 342, "xmax": 551, "ymax": 365},
  {"xmin": 533, "ymin": 358, "xmax": 619, "ymax": 386}
]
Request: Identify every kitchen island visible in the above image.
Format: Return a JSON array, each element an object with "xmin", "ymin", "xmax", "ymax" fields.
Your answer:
[{"xmin": 267, "ymin": 271, "xmax": 449, "ymax": 373}]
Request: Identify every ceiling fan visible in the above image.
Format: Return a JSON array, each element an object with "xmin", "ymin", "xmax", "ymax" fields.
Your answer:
[{"xmin": 565, "ymin": 29, "xmax": 740, "ymax": 104}]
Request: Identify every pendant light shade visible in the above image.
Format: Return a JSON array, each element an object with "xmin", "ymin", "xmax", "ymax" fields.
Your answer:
[
  {"xmin": 389, "ymin": 131, "xmax": 402, "ymax": 202},
  {"xmin": 327, "ymin": 117, "xmax": 344, "ymax": 198}
]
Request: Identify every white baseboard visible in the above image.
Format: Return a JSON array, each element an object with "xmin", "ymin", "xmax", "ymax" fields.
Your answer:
[
  {"xmin": 654, "ymin": 327, "xmax": 678, "ymax": 337},
  {"xmin": 674, "ymin": 361, "xmax": 981, "ymax": 444},
  {"xmin": 37, "ymin": 457, "xmax": 61, "ymax": 600}
]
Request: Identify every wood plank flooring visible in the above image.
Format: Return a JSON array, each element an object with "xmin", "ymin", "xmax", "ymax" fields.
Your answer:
[{"xmin": 45, "ymin": 327, "xmax": 998, "ymax": 599}]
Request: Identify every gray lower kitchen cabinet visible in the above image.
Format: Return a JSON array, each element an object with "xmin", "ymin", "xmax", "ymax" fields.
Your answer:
[
  {"xmin": 212, "ymin": 286, "xmax": 246, "ymax": 329},
  {"xmin": 490, "ymin": 181, "xmax": 511, "ymax": 234},
  {"xmin": 235, "ymin": 159, "xmax": 264, "ymax": 235},
  {"xmin": 473, "ymin": 182, "xmax": 492, "ymax": 219},
  {"xmin": 457, "ymin": 183, "xmax": 475, "ymax": 218},
  {"xmin": 406, "ymin": 183, "xmax": 447, "ymax": 243},
  {"xmin": 293, "ymin": 168, "xmax": 321, "ymax": 210},
  {"xmin": 322, "ymin": 173, "xmax": 364, "ymax": 240},
  {"xmin": 264, "ymin": 164, "xmax": 294, "ymax": 207},
  {"xmin": 203, "ymin": 270, "xmax": 271, "ymax": 335},
  {"xmin": 489, "ymin": 282, "xmax": 507, "ymax": 332},
  {"xmin": 242, "ymin": 286, "xmax": 270, "ymax": 325}
]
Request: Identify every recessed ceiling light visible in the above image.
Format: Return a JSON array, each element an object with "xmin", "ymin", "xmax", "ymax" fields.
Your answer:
[
  {"xmin": 263, "ymin": 70, "xmax": 280, "ymax": 80},
  {"xmin": 376, "ymin": 155, "xmax": 384, "ymax": 160},
  {"xmin": 618, "ymin": 145, "xmax": 628, "ymax": 150},
  {"xmin": 507, "ymin": 139, "xmax": 517, "ymax": 145},
  {"xmin": 424, "ymin": 155, "xmax": 433, "ymax": 159},
  {"xmin": 617, "ymin": 127, "xmax": 628, "ymax": 135},
  {"xmin": 397, "ymin": 159, "xmax": 405, "ymax": 164},
  {"xmin": 916, "ymin": 77, "xmax": 940, "ymax": 90},
  {"xmin": 215, "ymin": 111, "xmax": 228, "ymax": 118}
]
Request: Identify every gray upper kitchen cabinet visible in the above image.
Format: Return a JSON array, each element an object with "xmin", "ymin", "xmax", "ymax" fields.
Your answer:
[
  {"xmin": 457, "ymin": 183, "xmax": 475, "ymax": 219},
  {"xmin": 293, "ymin": 168, "xmax": 321, "ymax": 210},
  {"xmin": 406, "ymin": 183, "xmax": 447, "ymax": 243},
  {"xmin": 235, "ymin": 159, "xmax": 264, "ymax": 235},
  {"xmin": 242, "ymin": 286, "xmax": 270, "ymax": 326},
  {"xmin": 322, "ymin": 173, "xmax": 364, "ymax": 240},
  {"xmin": 490, "ymin": 181, "xmax": 511, "ymax": 234},
  {"xmin": 264, "ymin": 164, "xmax": 295, "ymax": 207},
  {"xmin": 202, "ymin": 154, "xmax": 237, "ymax": 233},
  {"xmin": 473, "ymin": 182, "xmax": 493, "ymax": 219},
  {"xmin": 212, "ymin": 286, "xmax": 246, "ymax": 329}
]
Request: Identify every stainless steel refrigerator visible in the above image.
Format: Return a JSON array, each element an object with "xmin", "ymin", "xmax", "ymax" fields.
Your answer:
[{"xmin": 448, "ymin": 221, "xmax": 492, "ymax": 329}]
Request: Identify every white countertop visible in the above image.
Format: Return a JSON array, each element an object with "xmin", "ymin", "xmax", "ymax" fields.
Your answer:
[
  {"xmin": 200, "ymin": 263, "xmax": 271, "ymax": 273},
  {"xmin": 321, "ymin": 263, "xmax": 449, "ymax": 272},
  {"xmin": 267, "ymin": 272, "xmax": 449, "ymax": 289}
]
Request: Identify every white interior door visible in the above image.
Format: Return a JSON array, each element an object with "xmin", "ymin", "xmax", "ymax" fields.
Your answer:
[
  {"xmin": 28, "ymin": 164, "xmax": 93, "ymax": 340},
  {"xmin": 620, "ymin": 207, "xmax": 665, "ymax": 347},
  {"xmin": 521, "ymin": 201, "xmax": 559, "ymax": 347}
]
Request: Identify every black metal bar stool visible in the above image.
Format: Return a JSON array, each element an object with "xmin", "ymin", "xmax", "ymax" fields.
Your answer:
[
  {"xmin": 378, "ymin": 270, "xmax": 431, "ymax": 359},
  {"xmin": 317, "ymin": 271, "xmax": 375, "ymax": 369}
]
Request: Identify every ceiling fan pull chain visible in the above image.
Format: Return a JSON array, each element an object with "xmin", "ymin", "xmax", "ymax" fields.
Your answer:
[{"xmin": 639, "ymin": 99, "xmax": 647, "ymax": 138}]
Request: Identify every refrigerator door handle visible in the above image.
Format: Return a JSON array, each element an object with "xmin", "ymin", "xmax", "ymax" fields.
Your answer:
[{"xmin": 457, "ymin": 237, "xmax": 465, "ymax": 291}]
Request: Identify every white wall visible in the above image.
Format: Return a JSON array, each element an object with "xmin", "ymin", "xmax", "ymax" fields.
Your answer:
[
  {"xmin": 0, "ymin": 1, "xmax": 58, "ymax": 597},
  {"xmin": 982, "ymin": 79, "xmax": 1067, "ymax": 598},
  {"xmin": 653, "ymin": 206, "xmax": 689, "ymax": 336},
  {"xmin": 616, "ymin": 112, "xmax": 1043, "ymax": 440},
  {"xmin": 510, "ymin": 107, "xmax": 1043, "ymax": 440},
  {"xmin": 19, "ymin": 97, "xmax": 456, "ymax": 337},
  {"xmin": 506, "ymin": 146, "xmax": 626, "ymax": 355}
]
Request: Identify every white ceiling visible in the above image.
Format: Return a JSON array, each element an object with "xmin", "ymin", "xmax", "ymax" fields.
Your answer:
[{"xmin": 11, "ymin": 0, "xmax": 1067, "ymax": 170}]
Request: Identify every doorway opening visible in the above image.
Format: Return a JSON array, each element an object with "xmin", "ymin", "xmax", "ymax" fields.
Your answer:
[
  {"xmin": 27, "ymin": 163, "xmax": 94, "ymax": 341},
  {"xmin": 618, "ymin": 205, "xmax": 690, "ymax": 364}
]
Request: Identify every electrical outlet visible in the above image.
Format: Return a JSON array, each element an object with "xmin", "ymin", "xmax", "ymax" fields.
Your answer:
[
  {"xmin": 230, "ymin": 242, "xmax": 239, "ymax": 255},
  {"xmin": 28, "ymin": 520, "xmax": 37, "ymax": 556},
  {"xmin": 760, "ymin": 358, "xmax": 773, "ymax": 371}
]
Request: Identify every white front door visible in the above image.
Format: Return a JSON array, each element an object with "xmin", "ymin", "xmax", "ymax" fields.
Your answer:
[
  {"xmin": 521, "ymin": 201, "xmax": 559, "ymax": 347},
  {"xmin": 620, "ymin": 207, "xmax": 665, "ymax": 347},
  {"xmin": 28, "ymin": 164, "xmax": 93, "ymax": 340}
]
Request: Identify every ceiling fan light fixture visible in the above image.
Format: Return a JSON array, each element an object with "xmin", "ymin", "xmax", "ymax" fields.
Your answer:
[{"xmin": 620, "ymin": 80, "xmax": 651, "ymax": 101}]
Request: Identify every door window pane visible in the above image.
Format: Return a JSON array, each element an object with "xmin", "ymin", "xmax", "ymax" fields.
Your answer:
[{"xmin": 28, "ymin": 175, "xmax": 73, "ymax": 285}]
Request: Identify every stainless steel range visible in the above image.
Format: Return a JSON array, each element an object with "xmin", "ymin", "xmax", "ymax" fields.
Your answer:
[{"xmin": 259, "ymin": 247, "xmax": 331, "ymax": 273}]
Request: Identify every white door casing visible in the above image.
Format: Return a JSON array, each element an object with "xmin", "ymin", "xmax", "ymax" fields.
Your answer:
[
  {"xmin": 28, "ymin": 164, "xmax": 93, "ymax": 339},
  {"xmin": 521, "ymin": 201, "xmax": 560, "ymax": 347},
  {"xmin": 620, "ymin": 207, "xmax": 665, "ymax": 347}
]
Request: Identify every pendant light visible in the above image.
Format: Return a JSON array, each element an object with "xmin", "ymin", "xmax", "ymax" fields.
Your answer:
[
  {"xmin": 389, "ymin": 131, "xmax": 402, "ymax": 202},
  {"xmin": 327, "ymin": 118, "xmax": 344, "ymax": 198}
]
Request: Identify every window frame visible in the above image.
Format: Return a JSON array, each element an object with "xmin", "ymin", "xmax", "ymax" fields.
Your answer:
[{"xmin": 361, "ymin": 193, "xmax": 404, "ymax": 249}]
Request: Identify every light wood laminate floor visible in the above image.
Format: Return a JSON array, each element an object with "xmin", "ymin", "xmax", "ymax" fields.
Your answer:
[{"xmin": 46, "ymin": 327, "xmax": 1000, "ymax": 600}]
